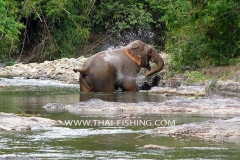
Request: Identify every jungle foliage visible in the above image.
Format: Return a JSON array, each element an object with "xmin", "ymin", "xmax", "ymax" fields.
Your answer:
[
  {"xmin": 158, "ymin": 0, "xmax": 240, "ymax": 70},
  {"xmin": 0, "ymin": 0, "xmax": 240, "ymax": 70},
  {"xmin": 1, "ymin": 0, "xmax": 92, "ymax": 62}
]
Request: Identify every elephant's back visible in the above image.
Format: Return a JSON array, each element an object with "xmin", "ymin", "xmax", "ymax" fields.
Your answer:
[{"xmin": 83, "ymin": 53, "xmax": 116, "ymax": 76}]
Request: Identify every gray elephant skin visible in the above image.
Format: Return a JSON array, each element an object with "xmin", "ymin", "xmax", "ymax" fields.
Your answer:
[{"xmin": 73, "ymin": 40, "xmax": 164, "ymax": 92}]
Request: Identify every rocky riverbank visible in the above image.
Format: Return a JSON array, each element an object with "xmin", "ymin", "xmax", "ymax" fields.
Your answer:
[
  {"xmin": 1, "ymin": 56, "xmax": 240, "ymax": 96},
  {"xmin": 0, "ymin": 57, "xmax": 88, "ymax": 84}
]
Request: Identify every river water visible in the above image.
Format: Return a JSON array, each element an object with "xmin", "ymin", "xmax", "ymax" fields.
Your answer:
[{"xmin": 0, "ymin": 78, "xmax": 239, "ymax": 159}]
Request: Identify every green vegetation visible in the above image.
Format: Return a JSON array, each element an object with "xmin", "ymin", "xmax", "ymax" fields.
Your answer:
[
  {"xmin": 0, "ymin": 0, "xmax": 24, "ymax": 60},
  {"xmin": 1, "ymin": 0, "xmax": 92, "ymax": 62},
  {"xmin": 160, "ymin": 0, "xmax": 240, "ymax": 70},
  {"xmin": 0, "ymin": 0, "xmax": 239, "ymax": 71},
  {"xmin": 184, "ymin": 70, "xmax": 213, "ymax": 83},
  {"xmin": 91, "ymin": 0, "xmax": 153, "ymax": 34}
]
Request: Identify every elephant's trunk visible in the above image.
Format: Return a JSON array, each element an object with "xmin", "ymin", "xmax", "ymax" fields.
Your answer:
[{"xmin": 145, "ymin": 52, "xmax": 164, "ymax": 77}]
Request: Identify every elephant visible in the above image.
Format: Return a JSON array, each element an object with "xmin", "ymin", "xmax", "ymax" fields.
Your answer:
[{"xmin": 73, "ymin": 40, "xmax": 164, "ymax": 92}]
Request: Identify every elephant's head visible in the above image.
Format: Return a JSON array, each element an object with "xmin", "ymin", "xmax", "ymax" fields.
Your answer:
[{"xmin": 125, "ymin": 40, "xmax": 164, "ymax": 77}]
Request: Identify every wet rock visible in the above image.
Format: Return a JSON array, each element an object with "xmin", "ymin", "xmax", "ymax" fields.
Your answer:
[
  {"xmin": 43, "ymin": 103, "xmax": 65, "ymax": 109},
  {"xmin": 43, "ymin": 103, "xmax": 66, "ymax": 113},
  {"xmin": 205, "ymin": 80, "xmax": 240, "ymax": 96},
  {"xmin": 0, "ymin": 112, "xmax": 62, "ymax": 131},
  {"xmin": 149, "ymin": 85, "xmax": 206, "ymax": 96},
  {"xmin": 117, "ymin": 113, "xmax": 142, "ymax": 119},
  {"xmin": 0, "ymin": 84, "xmax": 9, "ymax": 88},
  {"xmin": 142, "ymin": 144, "xmax": 174, "ymax": 150},
  {"xmin": 152, "ymin": 116, "xmax": 240, "ymax": 143},
  {"xmin": 55, "ymin": 97, "xmax": 240, "ymax": 114}
]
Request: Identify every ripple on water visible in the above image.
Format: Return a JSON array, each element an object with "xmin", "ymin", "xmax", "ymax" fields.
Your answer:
[
  {"xmin": 29, "ymin": 127, "xmax": 150, "ymax": 141},
  {"xmin": 183, "ymin": 147, "xmax": 228, "ymax": 150},
  {"xmin": 0, "ymin": 77, "xmax": 78, "ymax": 87}
]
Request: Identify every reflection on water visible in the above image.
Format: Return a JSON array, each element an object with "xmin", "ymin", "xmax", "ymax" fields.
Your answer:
[
  {"xmin": 0, "ymin": 86, "xmax": 172, "ymax": 114},
  {"xmin": 79, "ymin": 92, "xmax": 169, "ymax": 102},
  {"xmin": 0, "ymin": 86, "xmax": 80, "ymax": 114}
]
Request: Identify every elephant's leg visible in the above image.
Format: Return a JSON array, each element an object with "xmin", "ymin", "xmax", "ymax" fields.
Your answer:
[
  {"xmin": 122, "ymin": 78, "xmax": 138, "ymax": 91},
  {"xmin": 91, "ymin": 75, "xmax": 116, "ymax": 92},
  {"xmin": 95, "ymin": 80, "xmax": 116, "ymax": 92}
]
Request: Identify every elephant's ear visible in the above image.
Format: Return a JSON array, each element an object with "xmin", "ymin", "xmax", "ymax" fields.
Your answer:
[
  {"xmin": 125, "ymin": 40, "xmax": 145, "ymax": 65},
  {"xmin": 125, "ymin": 49, "xmax": 141, "ymax": 65}
]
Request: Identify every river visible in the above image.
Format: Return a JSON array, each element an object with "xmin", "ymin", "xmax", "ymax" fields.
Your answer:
[{"xmin": 0, "ymin": 78, "xmax": 239, "ymax": 159}]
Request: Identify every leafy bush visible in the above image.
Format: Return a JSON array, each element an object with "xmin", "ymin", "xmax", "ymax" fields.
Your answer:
[
  {"xmin": 161, "ymin": 0, "xmax": 240, "ymax": 71},
  {"xmin": 1, "ymin": 0, "xmax": 240, "ymax": 68},
  {"xmin": 91, "ymin": 0, "xmax": 154, "ymax": 35},
  {"xmin": 20, "ymin": 0, "xmax": 92, "ymax": 61},
  {"xmin": 0, "ymin": 0, "xmax": 24, "ymax": 61}
]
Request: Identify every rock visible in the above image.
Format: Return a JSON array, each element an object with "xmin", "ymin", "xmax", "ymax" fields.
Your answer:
[
  {"xmin": 0, "ymin": 70, "xmax": 7, "ymax": 76},
  {"xmin": 142, "ymin": 144, "xmax": 174, "ymax": 150},
  {"xmin": 0, "ymin": 112, "xmax": 62, "ymax": 131},
  {"xmin": 149, "ymin": 85, "xmax": 206, "ymax": 96},
  {"xmin": 0, "ymin": 63, "xmax": 6, "ymax": 67},
  {"xmin": 152, "ymin": 116, "xmax": 240, "ymax": 143},
  {"xmin": 29, "ymin": 68, "xmax": 37, "ymax": 73},
  {"xmin": 43, "ymin": 103, "xmax": 65, "ymax": 113},
  {"xmin": 55, "ymin": 66, "xmax": 66, "ymax": 74},
  {"xmin": 205, "ymin": 80, "xmax": 240, "ymax": 95},
  {"xmin": 58, "ymin": 96, "xmax": 240, "ymax": 115},
  {"xmin": 235, "ymin": 71, "xmax": 240, "ymax": 82},
  {"xmin": 0, "ymin": 56, "xmax": 89, "ymax": 84},
  {"xmin": 0, "ymin": 84, "xmax": 9, "ymax": 88},
  {"xmin": 43, "ymin": 103, "xmax": 65, "ymax": 109}
]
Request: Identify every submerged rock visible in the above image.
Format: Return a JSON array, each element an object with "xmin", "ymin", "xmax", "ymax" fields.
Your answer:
[
  {"xmin": 142, "ymin": 144, "xmax": 174, "ymax": 150},
  {"xmin": 43, "ymin": 103, "xmax": 66, "ymax": 113}
]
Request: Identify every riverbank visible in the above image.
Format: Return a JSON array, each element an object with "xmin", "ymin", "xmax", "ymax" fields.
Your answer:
[
  {"xmin": 1, "ymin": 55, "xmax": 240, "ymax": 95},
  {"xmin": 0, "ymin": 56, "xmax": 88, "ymax": 84}
]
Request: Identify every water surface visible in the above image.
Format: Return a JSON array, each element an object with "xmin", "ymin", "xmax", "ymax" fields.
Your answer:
[{"xmin": 0, "ymin": 79, "xmax": 239, "ymax": 159}]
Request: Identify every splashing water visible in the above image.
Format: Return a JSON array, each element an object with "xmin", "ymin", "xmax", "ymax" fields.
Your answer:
[
  {"xmin": 136, "ymin": 75, "xmax": 147, "ymax": 83},
  {"xmin": 97, "ymin": 30, "xmax": 155, "ymax": 52}
]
